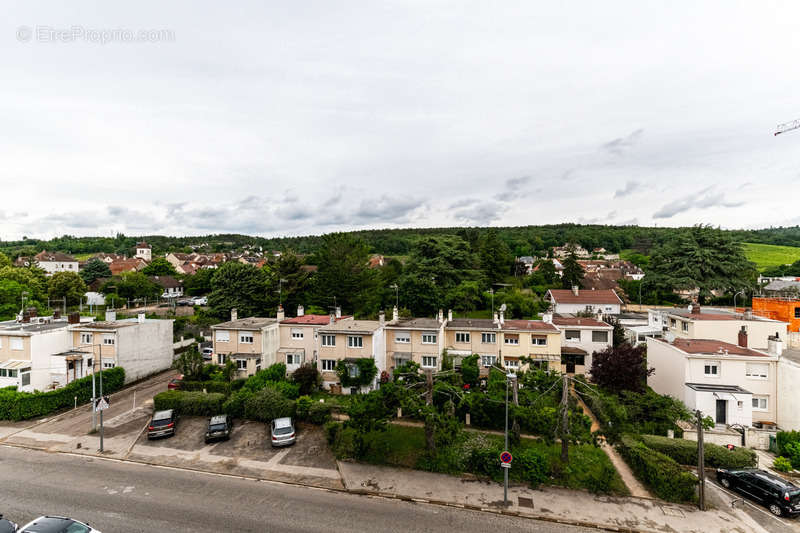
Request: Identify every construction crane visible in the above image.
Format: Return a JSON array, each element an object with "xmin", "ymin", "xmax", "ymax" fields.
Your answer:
[{"xmin": 775, "ymin": 118, "xmax": 800, "ymax": 136}]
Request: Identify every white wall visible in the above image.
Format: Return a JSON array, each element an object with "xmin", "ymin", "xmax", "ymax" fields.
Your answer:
[
  {"xmin": 261, "ymin": 323, "xmax": 280, "ymax": 367},
  {"xmin": 30, "ymin": 329, "xmax": 72, "ymax": 392},
  {"xmin": 116, "ymin": 320, "xmax": 173, "ymax": 383},
  {"xmin": 373, "ymin": 327, "xmax": 386, "ymax": 389},
  {"xmin": 554, "ymin": 302, "xmax": 620, "ymax": 315},
  {"xmin": 689, "ymin": 387, "xmax": 753, "ymax": 427},
  {"xmin": 559, "ymin": 326, "xmax": 612, "ymax": 371},
  {"xmin": 778, "ymin": 358, "xmax": 800, "ymax": 431},
  {"xmin": 646, "ymin": 339, "xmax": 688, "ymax": 400},
  {"xmin": 38, "ymin": 261, "xmax": 79, "ymax": 275}
]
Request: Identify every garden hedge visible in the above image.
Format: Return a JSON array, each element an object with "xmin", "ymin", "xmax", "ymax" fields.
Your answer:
[
  {"xmin": 617, "ymin": 435, "xmax": 697, "ymax": 503},
  {"xmin": 180, "ymin": 380, "xmax": 232, "ymax": 395},
  {"xmin": 640, "ymin": 434, "xmax": 757, "ymax": 469},
  {"xmin": 153, "ymin": 390, "xmax": 226, "ymax": 416},
  {"xmin": 0, "ymin": 367, "xmax": 125, "ymax": 421}
]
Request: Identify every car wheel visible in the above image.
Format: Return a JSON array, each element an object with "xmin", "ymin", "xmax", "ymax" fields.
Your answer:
[
  {"xmin": 769, "ymin": 504, "xmax": 782, "ymax": 517},
  {"xmin": 720, "ymin": 478, "xmax": 730, "ymax": 489}
]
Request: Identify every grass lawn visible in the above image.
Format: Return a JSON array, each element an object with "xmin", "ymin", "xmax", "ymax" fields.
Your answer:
[
  {"xmin": 743, "ymin": 242, "xmax": 800, "ymax": 271},
  {"xmin": 73, "ymin": 253, "xmax": 95, "ymax": 261}
]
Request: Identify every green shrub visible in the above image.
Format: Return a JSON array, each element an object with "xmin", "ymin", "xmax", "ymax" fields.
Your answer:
[
  {"xmin": 776, "ymin": 430, "xmax": 800, "ymax": 455},
  {"xmin": 784, "ymin": 442, "xmax": 800, "ymax": 469},
  {"xmin": 296, "ymin": 395, "xmax": 313, "ymax": 419},
  {"xmin": 640, "ymin": 434, "xmax": 757, "ymax": 469},
  {"xmin": 242, "ymin": 364, "xmax": 288, "ymax": 393},
  {"xmin": 0, "ymin": 367, "xmax": 125, "ymax": 421},
  {"xmin": 324, "ymin": 420, "xmax": 341, "ymax": 445},
  {"xmin": 270, "ymin": 380, "xmax": 300, "ymax": 400},
  {"xmin": 152, "ymin": 390, "xmax": 225, "ymax": 416},
  {"xmin": 180, "ymin": 380, "xmax": 231, "ymax": 395},
  {"xmin": 244, "ymin": 387, "xmax": 295, "ymax": 422},
  {"xmin": 617, "ymin": 435, "xmax": 697, "ymax": 503},
  {"xmin": 513, "ymin": 447, "xmax": 548, "ymax": 487},
  {"xmin": 308, "ymin": 402, "xmax": 332, "ymax": 425},
  {"xmin": 292, "ymin": 364, "xmax": 321, "ymax": 395},
  {"xmin": 336, "ymin": 358, "xmax": 377, "ymax": 388},
  {"xmin": 222, "ymin": 389, "xmax": 252, "ymax": 418},
  {"xmin": 774, "ymin": 456, "xmax": 792, "ymax": 473}
]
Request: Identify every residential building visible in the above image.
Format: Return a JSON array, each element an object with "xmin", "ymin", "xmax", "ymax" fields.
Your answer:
[
  {"xmin": 553, "ymin": 244, "xmax": 590, "ymax": 258},
  {"xmin": 211, "ymin": 310, "xmax": 279, "ymax": 378},
  {"xmin": 550, "ymin": 315, "xmax": 613, "ymax": 374},
  {"xmin": 776, "ymin": 342, "xmax": 800, "ymax": 431},
  {"xmin": 135, "ymin": 242, "xmax": 152, "ymax": 262},
  {"xmin": 278, "ymin": 305, "xmax": 353, "ymax": 374},
  {"xmin": 647, "ymin": 336, "xmax": 779, "ymax": 428},
  {"xmin": 316, "ymin": 317, "xmax": 386, "ymax": 393},
  {"xmin": 108, "ymin": 258, "xmax": 147, "ymax": 275},
  {"xmin": 545, "ymin": 287, "xmax": 622, "ymax": 315},
  {"xmin": 384, "ymin": 308, "xmax": 446, "ymax": 373},
  {"xmin": 517, "ymin": 256, "xmax": 536, "ymax": 275},
  {"xmin": 752, "ymin": 297, "xmax": 800, "ymax": 333},
  {"xmin": 33, "ymin": 251, "xmax": 79, "ymax": 275},
  {"xmin": 0, "ymin": 319, "xmax": 69, "ymax": 392},
  {"xmin": 663, "ymin": 304, "xmax": 788, "ymax": 350},
  {"xmin": 150, "ymin": 275, "xmax": 183, "ymax": 298}
]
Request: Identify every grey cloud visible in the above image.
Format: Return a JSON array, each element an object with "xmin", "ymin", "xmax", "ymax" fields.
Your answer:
[
  {"xmin": 602, "ymin": 129, "xmax": 644, "ymax": 156},
  {"xmin": 653, "ymin": 188, "xmax": 744, "ymax": 219},
  {"xmin": 448, "ymin": 198, "xmax": 480, "ymax": 209},
  {"xmin": 453, "ymin": 201, "xmax": 504, "ymax": 225},
  {"xmin": 505, "ymin": 176, "xmax": 530, "ymax": 191},
  {"xmin": 351, "ymin": 196, "xmax": 424, "ymax": 222},
  {"xmin": 614, "ymin": 180, "xmax": 641, "ymax": 198}
]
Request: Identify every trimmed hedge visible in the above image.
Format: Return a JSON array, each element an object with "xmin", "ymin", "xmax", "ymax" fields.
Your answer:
[
  {"xmin": 153, "ymin": 390, "xmax": 226, "ymax": 416},
  {"xmin": 0, "ymin": 367, "xmax": 125, "ymax": 421},
  {"xmin": 617, "ymin": 435, "xmax": 697, "ymax": 503},
  {"xmin": 180, "ymin": 380, "xmax": 232, "ymax": 395},
  {"xmin": 640, "ymin": 434, "xmax": 757, "ymax": 469}
]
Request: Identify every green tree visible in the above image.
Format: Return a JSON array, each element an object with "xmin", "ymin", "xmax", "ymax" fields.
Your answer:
[
  {"xmin": 183, "ymin": 268, "xmax": 214, "ymax": 296},
  {"xmin": 0, "ymin": 266, "xmax": 47, "ymax": 300},
  {"xmin": 561, "ymin": 252, "xmax": 585, "ymax": 289},
  {"xmin": 264, "ymin": 251, "xmax": 311, "ymax": 313},
  {"xmin": 0, "ymin": 252, "xmax": 10, "ymax": 268},
  {"xmin": 445, "ymin": 281, "xmax": 484, "ymax": 312},
  {"xmin": 174, "ymin": 347, "xmax": 205, "ymax": 380},
  {"xmin": 536, "ymin": 259, "xmax": 558, "ymax": 284},
  {"xmin": 480, "ymin": 229, "xmax": 512, "ymax": 282},
  {"xmin": 591, "ymin": 343, "xmax": 654, "ymax": 393},
  {"xmin": 105, "ymin": 271, "xmax": 161, "ymax": 301},
  {"xmin": 48, "ymin": 271, "xmax": 87, "ymax": 306},
  {"xmin": 142, "ymin": 258, "xmax": 178, "ymax": 276},
  {"xmin": 79, "ymin": 259, "xmax": 112, "ymax": 284},
  {"xmin": 312, "ymin": 233, "xmax": 374, "ymax": 315},
  {"xmin": 208, "ymin": 262, "xmax": 268, "ymax": 319}
]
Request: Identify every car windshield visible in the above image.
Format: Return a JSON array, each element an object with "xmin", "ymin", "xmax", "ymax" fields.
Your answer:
[
  {"xmin": 209, "ymin": 423, "xmax": 227, "ymax": 431},
  {"xmin": 151, "ymin": 417, "xmax": 172, "ymax": 427},
  {"xmin": 273, "ymin": 426, "xmax": 293, "ymax": 435},
  {"xmin": 23, "ymin": 518, "xmax": 89, "ymax": 533}
]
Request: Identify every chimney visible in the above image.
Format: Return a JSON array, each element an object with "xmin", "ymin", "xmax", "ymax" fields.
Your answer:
[
  {"xmin": 297, "ymin": 305, "xmax": 304, "ymax": 317},
  {"xmin": 392, "ymin": 306, "xmax": 399, "ymax": 322},
  {"xmin": 68, "ymin": 312, "xmax": 80, "ymax": 324},
  {"xmin": 335, "ymin": 306, "xmax": 342, "ymax": 319},
  {"xmin": 105, "ymin": 310, "xmax": 117, "ymax": 322},
  {"xmin": 21, "ymin": 311, "xmax": 30, "ymax": 323},
  {"xmin": 691, "ymin": 303, "xmax": 701, "ymax": 315},
  {"xmin": 28, "ymin": 307, "xmax": 37, "ymax": 318},
  {"xmin": 379, "ymin": 310, "xmax": 386, "ymax": 325},
  {"xmin": 277, "ymin": 305, "xmax": 285, "ymax": 321},
  {"xmin": 499, "ymin": 310, "xmax": 505, "ymax": 326},
  {"xmin": 493, "ymin": 312, "xmax": 499, "ymax": 324},
  {"xmin": 437, "ymin": 309, "xmax": 444, "ymax": 323},
  {"xmin": 768, "ymin": 332, "xmax": 784, "ymax": 357},
  {"xmin": 542, "ymin": 313, "xmax": 552, "ymax": 323},
  {"xmin": 329, "ymin": 313, "xmax": 335, "ymax": 325},
  {"xmin": 137, "ymin": 312, "xmax": 145, "ymax": 324},
  {"xmin": 738, "ymin": 326, "xmax": 748, "ymax": 348},
  {"xmin": 447, "ymin": 309, "xmax": 453, "ymax": 322},
  {"xmin": 53, "ymin": 309, "xmax": 61, "ymax": 320},
  {"xmin": 231, "ymin": 308, "xmax": 238, "ymax": 322},
  {"xmin": 571, "ymin": 285, "xmax": 579, "ymax": 296}
]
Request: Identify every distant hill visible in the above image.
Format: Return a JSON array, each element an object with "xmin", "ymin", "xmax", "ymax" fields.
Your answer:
[{"xmin": 742, "ymin": 242, "xmax": 800, "ymax": 272}]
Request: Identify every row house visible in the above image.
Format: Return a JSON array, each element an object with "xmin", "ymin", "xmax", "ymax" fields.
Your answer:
[
  {"xmin": 278, "ymin": 306, "xmax": 353, "ymax": 374},
  {"xmin": 211, "ymin": 310, "xmax": 279, "ymax": 378},
  {"xmin": 384, "ymin": 308, "xmax": 447, "ymax": 372},
  {"xmin": 317, "ymin": 317, "xmax": 386, "ymax": 394},
  {"xmin": 550, "ymin": 316, "xmax": 613, "ymax": 374}
]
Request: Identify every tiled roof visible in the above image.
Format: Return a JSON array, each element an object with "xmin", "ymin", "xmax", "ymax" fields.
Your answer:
[
  {"xmin": 136, "ymin": 242, "xmax": 151, "ymax": 249},
  {"xmin": 546, "ymin": 289, "xmax": 622, "ymax": 305},
  {"xmin": 281, "ymin": 314, "xmax": 352, "ymax": 325},
  {"xmin": 665, "ymin": 338, "xmax": 768, "ymax": 357},
  {"xmin": 212, "ymin": 317, "xmax": 276, "ymax": 330},
  {"xmin": 445, "ymin": 318, "xmax": 558, "ymax": 332},
  {"xmin": 318, "ymin": 320, "xmax": 382, "ymax": 334},
  {"xmin": 109, "ymin": 258, "xmax": 146, "ymax": 275},
  {"xmin": 502, "ymin": 320, "xmax": 558, "ymax": 332},
  {"xmin": 386, "ymin": 317, "xmax": 442, "ymax": 329},
  {"xmin": 35, "ymin": 250, "xmax": 77, "ymax": 262},
  {"xmin": 551, "ymin": 317, "xmax": 611, "ymax": 328},
  {"xmin": 446, "ymin": 318, "xmax": 497, "ymax": 330},
  {"xmin": 150, "ymin": 275, "xmax": 182, "ymax": 289}
]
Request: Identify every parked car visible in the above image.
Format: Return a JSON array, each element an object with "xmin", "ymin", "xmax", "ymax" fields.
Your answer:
[
  {"xmin": 716, "ymin": 468, "xmax": 800, "ymax": 516},
  {"xmin": 18, "ymin": 516, "xmax": 100, "ymax": 532},
  {"xmin": 147, "ymin": 409, "xmax": 178, "ymax": 439},
  {"xmin": 270, "ymin": 417, "xmax": 296, "ymax": 447},
  {"xmin": 192, "ymin": 296, "xmax": 208, "ymax": 306},
  {"xmin": 177, "ymin": 298, "xmax": 194, "ymax": 307},
  {"xmin": 201, "ymin": 347, "xmax": 213, "ymax": 361},
  {"xmin": 0, "ymin": 514, "xmax": 17, "ymax": 533},
  {"xmin": 168, "ymin": 375, "xmax": 183, "ymax": 390},
  {"xmin": 205, "ymin": 414, "xmax": 233, "ymax": 443}
]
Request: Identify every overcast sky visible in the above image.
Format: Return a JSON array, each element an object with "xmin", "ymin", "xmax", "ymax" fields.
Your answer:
[{"xmin": 2, "ymin": 1, "xmax": 800, "ymax": 240}]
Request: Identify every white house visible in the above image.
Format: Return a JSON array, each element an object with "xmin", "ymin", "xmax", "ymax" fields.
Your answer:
[
  {"xmin": 545, "ymin": 287, "xmax": 622, "ymax": 315},
  {"xmin": 549, "ymin": 315, "xmax": 613, "ymax": 374},
  {"xmin": 663, "ymin": 304, "xmax": 788, "ymax": 351},
  {"xmin": 135, "ymin": 242, "xmax": 152, "ymax": 262},
  {"xmin": 211, "ymin": 310, "xmax": 279, "ymax": 378},
  {"xmin": 33, "ymin": 251, "xmax": 79, "ymax": 276},
  {"xmin": 647, "ymin": 336, "xmax": 779, "ymax": 428}
]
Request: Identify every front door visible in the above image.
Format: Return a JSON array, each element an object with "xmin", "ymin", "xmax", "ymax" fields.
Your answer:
[{"xmin": 716, "ymin": 399, "xmax": 727, "ymax": 424}]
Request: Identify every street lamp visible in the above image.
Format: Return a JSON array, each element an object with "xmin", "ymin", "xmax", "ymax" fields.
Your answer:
[
  {"xmin": 491, "ymin": 364, "xmax": 516, "ymax": 506},
  {"xmin": 733, "ymin": 289, "xmax": 746, "ymax": 313},
  {"xmin": 390, "ymin": 283, "xmax": 399, "ymax": 309}
]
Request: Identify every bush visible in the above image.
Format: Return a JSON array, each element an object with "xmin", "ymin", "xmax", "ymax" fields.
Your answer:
[
  {"xmin": 180, "ymin": 380, "xmax": 231, "ymax": 395},
  {"xmin": 292, "ymin": 364, "xmax": 321, "ymax": 395},
  {"xmin": 324, "ymin": 420, "xmax": 341, "ymax": 445},
  {"xmin": 617, "ymin": 435, "xmax": 697, "ymax": 503},
  {"xmin": 244, "ymin": 387, "xmax": 295, "ymax": 422},
  {"xmin": 774, "ymin": 456, "xmax": 793, "ymax": 473},
  {"xmin": 640, "ymin": 434, "xmax": 757, "ymax": 469},
  {"xmin": 776, "ymin": 430, "xmax": 800, "ymax": 455},
  {"xmin": 336, "ymin": 358, "xmax": 377, "ymax": 388},
  {"xmin": 270, "ymin": 380, "xmax": 300, "ymax": 400},
  {"xmin": 242, "ymin": 364, "xmax": 288, "ymax": 393},
  {"xmin": 0, "ymin": 367, "xmax": 125, "ymax": 421},
  {"xmin": 222, "ymin": 389, "xmax": 253, "ymax": 418},
  {"xmin": 308, "ymin": 402, "xmax": 332, "ymax": 424},
  {"xmin": 152, "ymin": 390, "xmax": 226, "ymax": 416},
  {"xmin": 296, "ymin": 395, "xmax": 313, "ymax": 419}
]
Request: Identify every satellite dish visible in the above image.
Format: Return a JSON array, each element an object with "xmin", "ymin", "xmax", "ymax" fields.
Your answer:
[{"xmin": 499, "ymin": 303, "xmax": 507, "ymax": 312}]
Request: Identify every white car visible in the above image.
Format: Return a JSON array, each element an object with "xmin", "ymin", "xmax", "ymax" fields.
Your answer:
[
  {"xmin": 192, "ymin": 296, "xmax": 208, "ymax": 306},
  {"xmin": 18, "ymin": 516, "xmax": 101, "ymax": 532}
]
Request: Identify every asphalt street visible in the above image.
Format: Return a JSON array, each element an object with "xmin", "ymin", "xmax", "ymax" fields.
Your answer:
[{"xmin": 0, "ymin": 445, "xmax": 594, "ymax": 533}]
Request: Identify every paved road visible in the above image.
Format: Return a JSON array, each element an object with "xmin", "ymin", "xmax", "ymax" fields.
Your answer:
[{"xmin": 0, "ymin": 446, "xmax": 593, "ymax": 533}]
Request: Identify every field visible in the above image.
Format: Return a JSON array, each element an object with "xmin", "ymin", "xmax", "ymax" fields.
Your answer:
[{"xmin": 742, "ymin": 243, "xmax": 800, "ymax": 271}]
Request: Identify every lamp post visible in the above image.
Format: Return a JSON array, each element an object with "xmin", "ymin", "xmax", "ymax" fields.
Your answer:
[
  {"xmin": 492, "ymin": 364, "xmax": 516, "ymax": 506},
  {"xmin": 733, "ymin": 289, "xmax": 745, "ymax": 313},
  {"xmin": 390, "ymin": 283, "xmax": 399, "ymax": 309}
]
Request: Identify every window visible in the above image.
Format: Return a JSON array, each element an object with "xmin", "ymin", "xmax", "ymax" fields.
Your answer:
[
  {"xmin": 21, "ymin": 372, "xmax": 30, "ymax": 386},
  {"xmin": 348, "ymin": 364, "xmax": 360, "ymax": 378},
  {"xmin": 565, "ymin": 330, "xmax": 580, "ymax": 341},
  {"xmin": 321, "ymin": 334, "xmax": 336, "ymax": 347},
  {"xmin": 421, "ymin": 333, "xmax": 437, "ymax": 344},
  {"xmin": 236, "ymin": 359, "xmax": 248, "ymax": 370},
  {"xmin": 348, "ymin": 336, "xmax": 363, "ymax": 348},
  {"xmin": 592, "ymin": 331, "xmax": 609, "ymax": 343},
  {"xmin": 239, "ymin": 333, "xmax": 254, "ymax": 344},
  {"xmin": 670, "ymin": 318, "xmax": 677, "ymax": 327},
  {"xmin": 10, "ymin": 337, "xmax": 23, "ymax": 351},
  {"xmin": 752, "ymin": 396, "xmax": 768, "ymax": 411},
  {"xmin": 681, "ymin": 321, "xmax": 689, "ymax": 332},
  {"xmin": 321, "ymin": 359, "xmax": 336, "ymax": 371},
  {"xmin": 395, "ymin": 332, "xmax": 410, "ymax": 344},
  {"xmin": 504, "ymin": 359, "xmax": 519, "ymax": 369},
  {"xmin": 531, "ymin": 335, "xmax": 547, "ymax": 346},
  {"xmin": 255, "ymin": 358, "xmax": 261, "ymax": 372},
  {"xmin": 103, "ymin": 361, "xmax": 115, "ymax": 369},
  {"xmin": 746, "ymin": 363, "xmax": 768, "ymax": 379},
  {"xmin": 504, "ymin": 335, "xmax": 519, "ymax": 345},
  {"xmin": 422, "ymin": 356, "xmax": 437, "ymax": 368},
  {"xmin": 286, "ymin": 353, "xmax": 302, "ymax": 365},
  {"xmin": 795, "ymin": 307, "xmax": 800, "ymax": 319},
  {"xmin": 291, "ymin": 329, "xmax": 304, "ymax": 339},
  {"xmin": 480, "ymin": 354, "xmax": 497, "ymax": 367},
  {"xmin": 455, "ymin": 332, "xmax": 470, "ymax": 343},
  {"xmin": 529, "ymin": 360, "xmax": 548, "ymax": 370},
  {"xmin": 8, "ymin": 370, "xmax": 17, "ymax": 378},
  {"xmin": 217, "ymin": 353, "xmax": 227, "ymax": 365},
  {"xmin": 481, "ymin": 332, "xmax": 496, "ymax": 344},
  {"xmin": 0, "ymin": 369, "xmax": 6, "ymax": 377},
  {"xmin": 704, "ymin": 362, "xmax": 719, "ymax": 377},
  {"xmin": 80, "ymin": 333, "xmax": 92, "ymax": 345},
  {"xmin": 103, "ymin": 335, "xmax": 115, "ymax": 346},
  {"xmin": 561, "ymin": 353, "xmax": 585, "ymax": 366},
  {"xmin": 215, "ymin": 330, "xmax": 230, "ymax": 342}
]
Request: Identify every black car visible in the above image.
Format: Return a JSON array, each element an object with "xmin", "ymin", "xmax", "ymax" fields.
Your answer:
[
  {"xmin": 205, "ymin": 414, "xmax": 233, "ymax": 443},
  {"xmin": 147, "ymin": 409, "xmax": 178, "ymax": 439},
  {"xmin": 717, "ymin": 468, "xmax": 800, "ymax": 516},
  {"xmin": 0, "ymin": 514, "xmax": 17, "ymax": 533}
]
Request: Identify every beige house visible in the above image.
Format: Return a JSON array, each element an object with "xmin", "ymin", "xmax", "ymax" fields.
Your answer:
[
  {"xmin": 316, "ymin": 317, "xmax": 386, "ymax": 393},
  {"xmin": 211, "ymin": 310, "xmax": 279, "ymax": 378},
  {"xmin": 664, "ymin": 305, "xmax": 788, "ymax": 350},
  {"xmin": 550, "ymin": 316, "xmax": 613, "ymax": 375},
  {"xmin": 384, "ymin": 308, "xmax": 446, "ymax": 373},
  {"xmin": 278, "ymin": 305, "xmax": 353, "ymax": 374}
]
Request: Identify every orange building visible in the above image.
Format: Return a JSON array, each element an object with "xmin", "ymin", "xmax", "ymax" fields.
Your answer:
[{"xmin": 752, "ymin": 297, "xmax": 800, "ymax": 332}]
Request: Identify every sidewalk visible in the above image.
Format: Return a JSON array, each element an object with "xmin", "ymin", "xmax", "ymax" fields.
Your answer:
[{"xmin": 338, "ymin": 461, "xmax": 771, "ymax": 533}]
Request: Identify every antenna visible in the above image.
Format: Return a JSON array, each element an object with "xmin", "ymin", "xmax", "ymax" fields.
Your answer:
[{"xmin": 775, "ymin": 117, "xmax": 800, "ymax": 136}]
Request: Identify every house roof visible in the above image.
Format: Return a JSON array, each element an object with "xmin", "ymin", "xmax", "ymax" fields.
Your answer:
[
  {"xmin": 109, "ymin": 258, "xmax": 146, "ymax": 275},
  {"xmin": 136, "ymin": 242, "xmax": 151, "ymax": 249},
  {"xmin": 211, "ymin": 317, "xmax": 276, "ymax": 330},
  {"xmin": 318, "ymin": 320, "xmax": 382, "ymax": 334},
  {"xmin": 561, "ymin": 346, "xmax": 588, "ymax": 355},
  {"xmin": 150, "ymin": 275, "xmax": 182, "ymax": 289},
  {"xmin": 551, "ymin": 317, "xmax": 611, "ymax": 328},
  {"xmin": 386, "ymin": 317, "xmax": 442, "ymax": 330},
  {"xmin": 281, "ymin": 314, "xmax": 352, "ymax": 325},
  {"xmin": 546, "ymin": 289, "xmax": 622, "ymax": 305},
  {"xmin": 664, "ymin": 338, "xmax": 769, "ymax": 357},
  {"xmin": 685, "ymin": 383, "xmax": 752, "ymax": 394},
  {"xmin": 502, "ymin": 320, "xmax": 558, "ymax": 332},
  {"xmin": 35, "ymin": 250, "xmax": 77, "ymax": 262},
  {"xmin": 446, "ymin": 318, "xmax": 498, "ymax": 330},
  {"xmin": 445, "ymin": 318, "xmax": 558, "ymax": 332},
  {"xmin": 73, "ymin": 321, "xmax": 137, "ymax": 330}
]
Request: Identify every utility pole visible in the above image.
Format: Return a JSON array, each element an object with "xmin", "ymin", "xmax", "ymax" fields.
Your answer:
[
  {"xmin": 91, "ymin": 355, "xmax": 96, "ymax": 431},
  {"xmin": 696, "ymin": 410, "xmax": 705, "ymax": 511},
  {"xmin": 512, "ymin": 374, "xmax": 519, "ymax": 406},
  {"xmin": 561, "ymin": 373, "xmax": 569, "ymax": 463},
  {"xmin": 425, "ymin": 370, "xmax": 433, "ymax": 406},
  {"xmin": 504, "ymin": 372, "xmax": 509, "ymax": 506}
]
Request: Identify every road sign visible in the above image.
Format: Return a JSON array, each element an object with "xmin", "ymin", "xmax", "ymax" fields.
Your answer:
[
  {"xmin": 500, "ymin": 451, "xmax": 513, "ymax": 464},
  {"xmin": 94, "ymin": 396, "xmax": 110, "ymax": 411}
]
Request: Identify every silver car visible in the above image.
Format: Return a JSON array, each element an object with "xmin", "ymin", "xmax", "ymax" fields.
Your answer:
[
  {"xmin": 270, "ymin": 417, "xmax": 296, "ymax": 447},
  {"xmin": 18, "ymin": 516, "xmax": 100, "ymax": 532}
]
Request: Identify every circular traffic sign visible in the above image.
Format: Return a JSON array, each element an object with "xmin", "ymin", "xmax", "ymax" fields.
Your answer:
[{"xmin": 500, "ymin": 451, "xmax": 513, "ymax": 464}]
